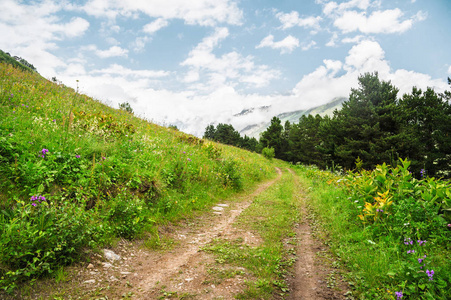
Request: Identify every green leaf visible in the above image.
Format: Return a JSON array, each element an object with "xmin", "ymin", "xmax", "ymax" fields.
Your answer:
[
  {"xmin": 418, "ymin": 284, "xmax": 426, "ymax": 290},
  {"xmin": 386, "ymin": 271, "xmax": 396, "ymax": 276},
  {"xmin": 37, "ymin": 184, "xmax": 44, "ymax": 193}
]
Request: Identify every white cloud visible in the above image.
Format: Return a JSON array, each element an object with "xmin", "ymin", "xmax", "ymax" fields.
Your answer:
[
  {"xmin": 342, "ymin": 35, "xmax": 365, "ymax": 44},
  {"xmin": 81, "ymin": 0, "xmax": 243, "ymax": 26},
  {"xmin": 448, "ymin": 66, "xmax": 451, "ymax": 75},
  {"xmin": 143, "ymin": 18, "xmax": 169, "ymax": 34},
  {"xmin": 276, "ymin": 11, "xmax": 322, "ymax": 31},
  {"xmin": 131, "ymin": 36, "xmax": 150, "ymax": 52},
  {"xmin": 334, "ymin": 8, "xmax": 421, "ymax": 34},
  {"xmin": 256, "ymin": 35, "xmax": 300, "ymax": 54},
  {"xmin": 181, "ymin": 28, "xmax": 280, "ymax": 89},
  {"xmin": 0, "ymin": 0, "xmax": 90, "ymax": 76},
  {"xmin": 292, "ymin": 39, "xmax": 447, "ymax": 112},
  {"xmin": 87, "ymin": 45, "xmax": 129, "ymax": 58},
  {"xmin": 325, "ymin": 32, "xmax": 338, "ymax": 47},
  {"xmin": 323, "ymin": 0, "xmax": 371, "ymax": 16},
  {"xmin": 301, "ymin": 41, "xmax": 317, "ymax": 51},
  {"xmin": 91, "ymin": 64, "xmax": 170, "ymax": 78}
]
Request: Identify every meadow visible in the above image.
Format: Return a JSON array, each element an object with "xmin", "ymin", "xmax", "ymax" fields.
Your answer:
[
  {"xmin": 1, "ymin": 61, "xmax": 450, "ymax": 299},
  {"xmin": 0, "ymin": 62, "xmax": 277, "ymax": 292}
]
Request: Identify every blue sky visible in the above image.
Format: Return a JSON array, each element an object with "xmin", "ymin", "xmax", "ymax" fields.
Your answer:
[{"xmin": 1, "ymin": 0, "xmax": 450, "ymax": 135}]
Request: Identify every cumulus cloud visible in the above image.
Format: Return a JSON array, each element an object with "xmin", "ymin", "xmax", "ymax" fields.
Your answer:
[
  {"xmin": 90, "ymin": 64, "xmax": 170, "ymax": 78},
  {"xmin": 181, "ymin": 28, "xmax": 280, "ymax": 89},
  {"xmin": 143, "ymin": 18, "xmax": 169, "ymax": 34},
  {"xmin": 334, "ymin": 8, "xmax": 421, "ymax": 34},
  {"xmin": 342, "ymin": 35, "xmax": 365, "ymax": 44},
  {"xmin": 276, "ymin": 11, "xmax": 322, "ymax": 31},
  {"xmin": 256, "ymin": 35, "xmax": 300, "ymax": 54},
  {"xmin": 301, "ymin": 41, "xmax": 317, "ymax": 51},
  {"xmin": 292, "ymin": 39, "xmax": 447, "ymax": 111},
  {"xmin": 322, "ymin": 0, "xmax": 371, "ymax": 16},
  {"xmin": 0, "ymin": 0, "xmax": 90, "ymax": 76},
  {"xmin": 81, "ymin": 0, "xmax": 243, "ymax": 26},
  {"xmin": 83, "ymin": 45, "xmax": 129, "ymax": 58}
]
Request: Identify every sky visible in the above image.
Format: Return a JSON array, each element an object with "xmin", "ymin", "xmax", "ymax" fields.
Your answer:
[{"xmin": 1, "ymin": 0, "xmax": 450, "ymax": 136}]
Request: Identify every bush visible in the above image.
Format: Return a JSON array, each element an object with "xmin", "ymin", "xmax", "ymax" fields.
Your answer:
[
  {"xmin": 0, "ymin": 197, "xmax": 93, "ymax": 292},
  {"xmin": 105, "ymin": 190, "xmax": 147, "ymax": 239},
  {"xmin": 261, "ymin": 147, "xmax": 275, "ymax": 160}
]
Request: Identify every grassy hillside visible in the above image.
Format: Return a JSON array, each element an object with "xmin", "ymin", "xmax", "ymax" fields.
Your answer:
[
  {"xmin": 0, "ymin": 50, "xmax": 37, "ymax": 73},
  {"xmin": 0, "ymin": 62, "xmax": 279, "ymax": 291}
]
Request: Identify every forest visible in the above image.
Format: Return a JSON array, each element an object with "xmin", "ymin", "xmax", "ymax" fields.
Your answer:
[{"xmin": 205, "ymin": 73, "xmax": 451, "ymax": 179}]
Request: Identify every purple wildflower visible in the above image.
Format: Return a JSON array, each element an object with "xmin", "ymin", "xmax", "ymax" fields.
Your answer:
[
  {"xmin": 426, "ymin": 269, "xmax": 434, "ymax": 281},
  {"xmin": 407, "ymin": 250, "xmax": 415, "ymax": 254},
  {"xmin": 395, "ymin": 291, "xmax": 403, "ymax": 300},
  {"xmin": 76, "ymin": 155, "xmax": 81, "ymax": 158},
  {"xmin": 32, "ymin": 203, "xmax": 37, "ymax": 207}
]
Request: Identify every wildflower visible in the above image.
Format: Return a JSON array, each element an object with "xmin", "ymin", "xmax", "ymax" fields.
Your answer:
[
  {"xmin": 76, "ymin": 155, "xmax": 81, "ymax": 158},
  {"xmin": 32, "ymin": 203, "xmax": 37, "ymax": 207},
  {"xmin": 417, "ymin": 240, "xmax": 426, "ymax": 246},
  {"xmin": 52, "ymin": 119, "xmax": 56, "ymax": 122},
  {"xmin": 426, "ymin": 269, "xmax": 434, "ymax": 281},
  {"xmin": 395, "ymin": 291, "xmax": 403, "ymax": 300},
  {"xmin": 187, "ymin": 158, "xmax": 191, "ymax": 161},
  {"xmin": 407, "ymin": 250, "xmax": 415, "ymax": 254},
  {"xmin": 418, "ymin": 258, "xmax": 423, "ymax": 263},
  {"xmin": 420, "ymin": 169, "xmax": 425, "ymax": 178},
  {"xmin": 41, "ymin": 148, "xmax": 49, "ymax": 155},
  {"xmin": 448, "ymin": 224, "xmax": 451, "ymax": 227}
]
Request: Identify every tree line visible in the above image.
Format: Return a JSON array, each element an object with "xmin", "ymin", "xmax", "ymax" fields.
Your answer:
[{"xmin": 204, "ymin": 73, "xmax": 451, "ymax": 178}]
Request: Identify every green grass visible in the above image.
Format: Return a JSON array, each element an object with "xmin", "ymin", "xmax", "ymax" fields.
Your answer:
[
  {"xmin": 202, "ymin": 169, "xmax": 300, "ymax": 299},
  {"xmin": 293, "ymin": 164, "xmax": 451, "ymax": 299},
  {"xmin": 0, "ymin": 62, "xmax": 279, "ymax": 293}
]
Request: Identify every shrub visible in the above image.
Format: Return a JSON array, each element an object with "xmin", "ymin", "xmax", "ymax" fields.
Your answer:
[
  {"xmin": 261, "ymin": 147, "xmax": 275, "ymax": 160},
  {"xmin": 105, "ymin": 190, "xmax": 147, "ymax": 239},
  {"xmin": 0, "ymin": 197, "xmax": 93, "ymax": 292}
]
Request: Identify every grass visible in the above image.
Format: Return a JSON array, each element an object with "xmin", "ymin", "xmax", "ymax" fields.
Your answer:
[
  {"xmin": 202, "ymin": 169, "xmax": 300, "ymax": 299},
  {"xmin": 293, "ymin": 164, "xmax": 451, "ymax": 299},
  {"xmin": 0, "ymin": 61, "xmax": 280, "ymax": 293}
]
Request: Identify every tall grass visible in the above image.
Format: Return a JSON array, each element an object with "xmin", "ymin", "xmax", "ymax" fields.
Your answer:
[{"xmin": 0, "ymin": 62, "xmax": 278, "ymax": 292}]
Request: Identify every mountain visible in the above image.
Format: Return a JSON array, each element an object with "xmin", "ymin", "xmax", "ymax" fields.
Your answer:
[{"xmin": 239, "ymin": 97, "xmax": 347, "ymax": 138}]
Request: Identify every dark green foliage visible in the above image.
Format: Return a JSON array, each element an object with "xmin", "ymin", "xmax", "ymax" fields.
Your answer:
[
  {"xmin": 260, "ymin": 72, "xmax": 451, "ymax": 178},
  {"xmin": 260, "ymin": 117, "xmax": 283, "ymax": 157},
  {"xmin": 0, "ymin": 200, "xmax": 96, "ymax": 292},
  {"xmin": 398, "ymin": 87, "xmax": 451, "ymax": 178},
  {"xmin": 119, "ymin": 102, "xmax": 134, "ymax": 114},
  {"xmin": 203, "ymin": 123, "xmax": 259, "ymax": 152},
  {"xmin": 106, "ymin": 190, "xmax": 147, "ymax": 239},
  {"xmin": 0, "ymin": 50, "xmax": 37, "ymax": 73}
]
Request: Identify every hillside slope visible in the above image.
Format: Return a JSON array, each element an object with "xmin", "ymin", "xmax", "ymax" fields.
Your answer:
[{"xmin": 0, "ymin": 62, "xmax": 279, "ymax": 291}]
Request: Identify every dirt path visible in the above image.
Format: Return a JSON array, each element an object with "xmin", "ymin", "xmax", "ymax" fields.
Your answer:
[
  {"xmin": 134, "ymin": 167, "xmax": 283, "ymax": 299},
  {"xmin": 287, "ymin": 168, "xmax": 348, "ymax": 300},
  {"xmin": 10, "ymin": 167, "xmax": 349, "ymax": 299},
  {"xmin": 53, "ymin": 167, "xmax": 283, "ymax": 300}
]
